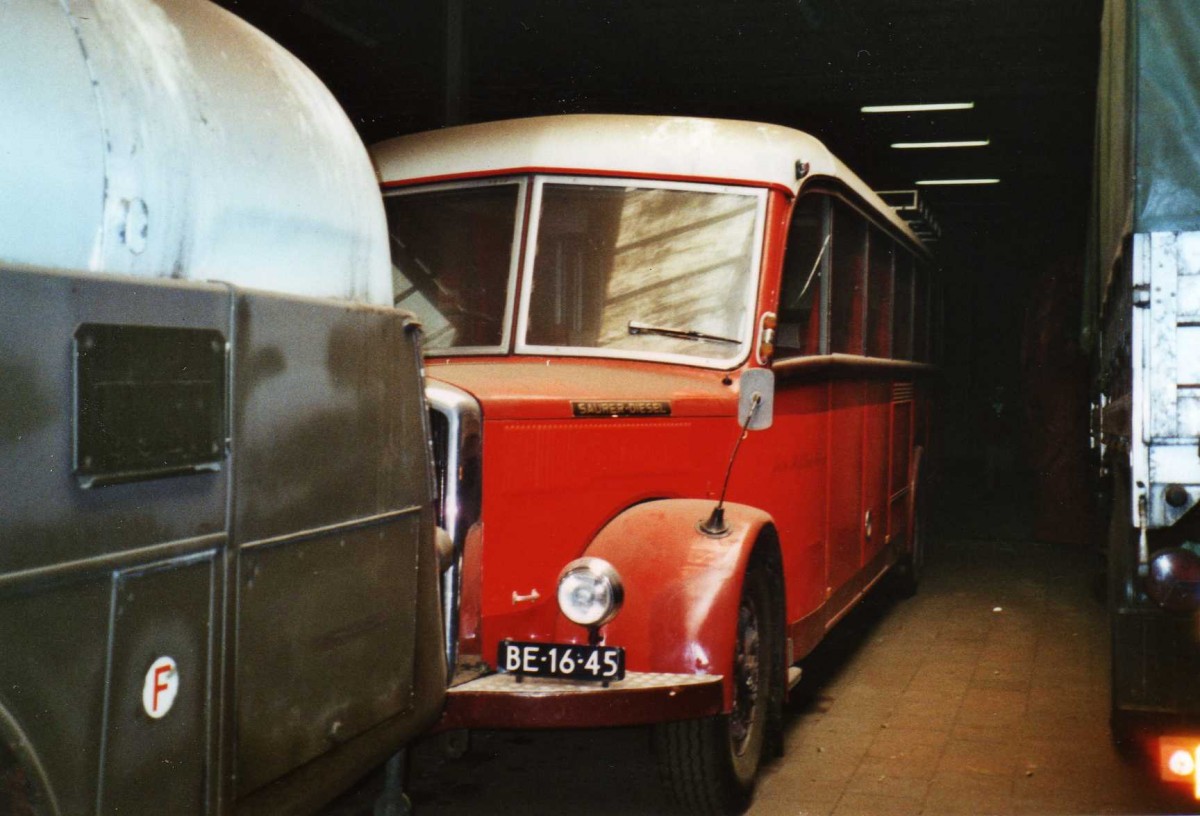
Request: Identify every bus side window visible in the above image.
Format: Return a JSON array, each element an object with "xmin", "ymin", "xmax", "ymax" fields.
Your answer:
[
  {"xmin": 776, "ymin": 195, "xmax": 828, "ymax": 358},
  {"xmin": 893, "ymin": 251, "xmax": 914, "ymax": 360},
  {"xmin": 829, "ymin": 200, "xmax": 866, "ymax": 355},
  {"xmin": 866, "ymin": 227, "xmax": 893, "ymax": 358}
]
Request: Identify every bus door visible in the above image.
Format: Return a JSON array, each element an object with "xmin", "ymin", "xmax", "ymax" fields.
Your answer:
[
  {"xmin": 826, "ymin": 200, "xmax": 869, "ymax": 588},
  {"xmin": 771, "ymin": 194, "xmax": 831, "ymax": 617},
  {"xmin": 862, "ymin": 227, "xmax": 897, "ymax": 567}
]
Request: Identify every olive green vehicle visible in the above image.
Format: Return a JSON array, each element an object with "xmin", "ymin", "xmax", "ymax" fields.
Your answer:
[{"xmin": 0, "ymin": 0, "xmax": 445, "ymax": 813}]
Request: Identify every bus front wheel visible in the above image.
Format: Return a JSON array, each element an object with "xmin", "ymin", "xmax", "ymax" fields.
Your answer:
[{"xmin": 653, "ymin": 565, "xmax": 776, "ymax": 815}]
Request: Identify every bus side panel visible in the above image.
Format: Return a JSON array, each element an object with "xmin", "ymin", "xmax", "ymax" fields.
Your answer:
[
  {"xmin": 101, "ymin": 556, "xmax": 216, "ymax": 814},
  {"xmin": 828, "ymin": 381, "xmax": 865, "ymax": 590},
  {"xmin": 231, "ymin": 292, "xmax": 431, "ymax": 798},
  {"xmin": 888, "ymin": 398, "xmax": 913, "ymax": 545},
  {"xmin": 0, "ymin": 267, "xmax": 231, "ymax": 814},
  {"xmin": 862, "ymin": 380, "xmax": 891, "ymax": 566},
  {"xmin": 757, "ymin": 375, "xmax": 829, "ymax": 626}
]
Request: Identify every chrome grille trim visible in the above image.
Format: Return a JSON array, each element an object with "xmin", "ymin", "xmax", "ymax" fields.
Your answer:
[
  {"xmin": 448, "ymin": 671, "xmax": 722, "ymax": 695},
  {"xmin": 426, "ymin": 380, "xmax": 483, "ymax": 681}
]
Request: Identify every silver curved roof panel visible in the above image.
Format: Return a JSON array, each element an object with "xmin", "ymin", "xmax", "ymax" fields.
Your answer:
[{"xmin": 0, "ymin": 0, "xmax": 390, "ymax": 305}]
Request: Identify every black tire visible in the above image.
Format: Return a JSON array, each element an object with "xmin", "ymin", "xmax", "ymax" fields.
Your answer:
[
  {"xmin": 653, "ymin": 566, "xmax": 776, "ymax": 815},
  {"xmin": 894, "ymin": 450, "xmax": 927, "ymax": 598}
]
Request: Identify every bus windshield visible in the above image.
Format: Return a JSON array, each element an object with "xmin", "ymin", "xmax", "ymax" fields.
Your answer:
[
  {"xmin": 384, "ymin": 176, "xmax": 763, "ymax": 366},
  {"xmin": 385, "ymin": 181, "xmax": 522, "ymax": 352},
  {"xmin": 522, "ymin": 180, "xmax": 761, "ymax": 365}
]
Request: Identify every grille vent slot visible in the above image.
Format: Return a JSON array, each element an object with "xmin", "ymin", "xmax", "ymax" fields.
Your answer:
[{"xmin": 428, "ymin": 408, "xmax": 450, "ymax": 528}]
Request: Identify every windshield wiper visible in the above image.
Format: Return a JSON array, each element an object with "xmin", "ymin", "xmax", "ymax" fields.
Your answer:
[{"xmin": 628, "ymin": 320, "xmax": 740, "ymax": 345}]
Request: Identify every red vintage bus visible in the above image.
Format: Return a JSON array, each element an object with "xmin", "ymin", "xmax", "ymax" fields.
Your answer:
[{"xmin": 373, "ymin": 115, "xmax": 937, "ymax": 813}]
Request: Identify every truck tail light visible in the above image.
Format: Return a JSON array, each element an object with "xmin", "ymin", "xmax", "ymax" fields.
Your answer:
[
  {"xmin": 1159, "ymin": 737, "xmax": 1200, "ymax": 799},
  {"xmin": 1145, "ymin": 547, "xmax": 1200, "ymax": 612}
]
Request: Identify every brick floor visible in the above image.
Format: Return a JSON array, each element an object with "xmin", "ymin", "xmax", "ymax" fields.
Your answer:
[{"xmin": 748, "ymin": 536, "xmax": 1195, "ymax": 815}]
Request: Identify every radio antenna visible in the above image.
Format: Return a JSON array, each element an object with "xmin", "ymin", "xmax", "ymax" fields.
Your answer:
[{"xmin": 700, "ymin": 393, "xmax": 762, "ymax": 536}]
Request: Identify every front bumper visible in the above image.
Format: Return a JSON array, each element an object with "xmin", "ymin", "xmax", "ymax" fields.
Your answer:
[{"xmin": 435, "ymin": 670, "xmax": 724, "ymax": 730}]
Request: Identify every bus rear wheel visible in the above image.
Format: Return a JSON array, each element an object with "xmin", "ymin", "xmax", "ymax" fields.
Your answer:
[{"xmin": 653, "ymin": 566, "xmax": 775, "ymax": 815}]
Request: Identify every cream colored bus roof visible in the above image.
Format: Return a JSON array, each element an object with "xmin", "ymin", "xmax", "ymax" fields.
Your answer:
[{"xmin": 371, "ymin": 114, "xmax": 922, "ymax": 247}]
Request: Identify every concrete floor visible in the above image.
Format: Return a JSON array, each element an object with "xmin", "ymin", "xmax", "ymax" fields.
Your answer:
[{"xmin": 328, "ymin": 483, "xmax": 1200, "ymax": 815}]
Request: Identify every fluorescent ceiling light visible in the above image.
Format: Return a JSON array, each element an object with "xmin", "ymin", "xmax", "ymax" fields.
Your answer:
[
  {"xmin": 892, "ymin": 139, "xmax": 990, "ymax": 149},
  {"xmin": 915, "ymin": 178, "xmax": 1000, "ymax": 186},
  {"xmin": 862, "ymin": 102, "xmax": 975, "ymax": 113}
]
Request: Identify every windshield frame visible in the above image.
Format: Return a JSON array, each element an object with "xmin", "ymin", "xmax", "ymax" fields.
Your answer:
[
  {"xmin": 383, "ymin": 176, "xmax": 527, "ymax": 356},
  {"xmin": 515, "ymin": 175, "xmax": 767, "ymax": 370}
]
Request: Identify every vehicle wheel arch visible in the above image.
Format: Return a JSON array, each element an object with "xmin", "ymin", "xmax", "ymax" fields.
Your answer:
[
  {"xmin": 0, "ymin": 703, "xmax": 60, "ymax": 816},
  {"xmin": 650, "ymin": 524, "xmax": 787, "ymax": 815},
  {"xmin": 562, "ymin": 498, "xmax": 778, "ymax": 685}
]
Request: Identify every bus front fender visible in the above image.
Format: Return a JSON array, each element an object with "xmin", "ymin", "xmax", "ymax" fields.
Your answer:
[{"xmin": 555, "ymin": 498, "xmax": 778, "ymax": 711}]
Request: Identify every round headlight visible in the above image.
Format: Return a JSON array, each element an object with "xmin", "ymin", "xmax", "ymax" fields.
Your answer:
[{"xmin": 557, "ymin": 557, "xmax": 624, "ymax": 627}]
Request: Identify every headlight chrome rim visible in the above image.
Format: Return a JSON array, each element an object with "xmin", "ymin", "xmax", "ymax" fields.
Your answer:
[{"xmin": 556, "ymin": 557, "xmax": 625, "ymax": 627}]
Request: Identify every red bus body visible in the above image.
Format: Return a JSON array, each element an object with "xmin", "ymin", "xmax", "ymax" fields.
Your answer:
[{"xmin": 372, "ymin": 115, "xmax": 936, "ymax": 804}]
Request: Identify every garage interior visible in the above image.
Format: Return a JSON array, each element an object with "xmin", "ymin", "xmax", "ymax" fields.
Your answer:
[
  {"xmin": 212, "ymin": 1, "xmax": 1189, "ymax": 813},
  {"xmin": 221, "ymin": 0, "xmax": 1102, "ymax": 544}
]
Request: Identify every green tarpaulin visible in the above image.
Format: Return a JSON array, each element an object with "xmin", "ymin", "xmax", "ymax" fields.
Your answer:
[{"xmin": 1136, "ymin": 2, "xmax": 1200, "ymax": 233}]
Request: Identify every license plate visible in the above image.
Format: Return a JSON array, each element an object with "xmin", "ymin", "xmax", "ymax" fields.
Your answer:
[{"xmin": 498, "ymin": 640, "xmax": 625, "ymax": 681}]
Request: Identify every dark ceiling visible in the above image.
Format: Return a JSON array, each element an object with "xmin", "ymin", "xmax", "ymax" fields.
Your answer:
[
  {"xmin": 218, "ymin": 0, "xmax": 1103, "ymax": 401},
  {"xmin": 219, "ymin": 0, "xmax": 1101, "ymax": 254}
]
